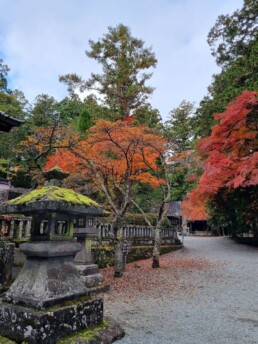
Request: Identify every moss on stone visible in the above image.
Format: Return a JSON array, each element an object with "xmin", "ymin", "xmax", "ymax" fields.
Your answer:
[
  {"xmin": 46, "ymin": 295, "xmax": 90, "ymax": 311},
  {"xmin": 0, "ymin": 336, "xmax": 16, "ymax": 343},
  {"xmin": 7, "ymin": 186, "xmax": 99, "ymax": 207},
  {"xmin": 57, "ymin": 320, "xmax": 109, "ymax": 344}
]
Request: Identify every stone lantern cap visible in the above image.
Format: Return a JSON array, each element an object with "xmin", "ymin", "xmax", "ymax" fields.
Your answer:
[
  {"xmin": 42, "ymin": 166, "xmax": 69, "ymax": 181},
  {"xmin": 0, "ymin": 186, "xmax": 105, "ymax": 216}
]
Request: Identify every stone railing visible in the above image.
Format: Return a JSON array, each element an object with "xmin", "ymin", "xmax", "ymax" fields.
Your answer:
[
  {"xmin": 96, "ymin": 222, "xmax": 177, "ymax": 241},
  {"xmin": 0, "ymin": 217, "xmax": 177, "ymax": 242},
  {"xmin": 160, "ymin": 228, "xmax": 178, "ymax": 240},
  {"xmin": 0, "ymin": 216, "xmax": 31, "ymax": 241}
]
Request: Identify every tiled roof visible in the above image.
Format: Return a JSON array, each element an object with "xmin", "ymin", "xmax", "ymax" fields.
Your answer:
[
  {"xmin": 166, "ymin": 201, "xmax": 182, "ymax": 218},
  {"xmin": 0, "ymin": 111, "xmax": 23, "ymax": 132}
]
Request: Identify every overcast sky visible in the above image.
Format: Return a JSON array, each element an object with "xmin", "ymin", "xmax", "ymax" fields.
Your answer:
[{"xmin": 0, "ymin": 0, "xmax": 243, "ymax": 121}]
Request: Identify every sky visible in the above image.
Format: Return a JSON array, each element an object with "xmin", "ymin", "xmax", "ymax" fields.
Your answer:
[{"xmin": 0, "ymin": 0, "xmax": 243, "ymax": 121}]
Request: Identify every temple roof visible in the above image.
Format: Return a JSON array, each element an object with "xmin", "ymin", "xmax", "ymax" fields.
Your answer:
[
  {"xmin": 0, "ymin": 111, "xmax": 24, "ymax": 132},
  {"xmin": 166, "ymin": 201, "xmax": 182, "ymax": 218}
]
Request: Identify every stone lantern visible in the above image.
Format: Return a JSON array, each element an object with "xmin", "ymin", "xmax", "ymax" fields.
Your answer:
[{"xmin": 0, "ymin": 181, "xmax": 106, "ymax": 343}]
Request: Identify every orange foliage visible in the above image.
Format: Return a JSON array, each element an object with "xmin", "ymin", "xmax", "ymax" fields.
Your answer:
[
  {"xmin": 19, "ymin": 124, "xmax": 79, "ymax": 182},
  {"xmin": 182, "ymin": 91, "xmax": 258, "ymax": 220},
  {"xmin": 45, "ymin": 120, "xmax": 167, "ymax": 192}
]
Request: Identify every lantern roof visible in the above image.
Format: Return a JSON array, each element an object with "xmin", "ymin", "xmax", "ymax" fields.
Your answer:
[{"xmin": 0, "ymin": 186, "xmax": 105, "ymax": 216}]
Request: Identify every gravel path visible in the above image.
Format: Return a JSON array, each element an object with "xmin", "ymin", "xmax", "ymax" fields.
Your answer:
[{"xmin": 103, "ymin": 237, "xmax": 258, "ymax": 344}]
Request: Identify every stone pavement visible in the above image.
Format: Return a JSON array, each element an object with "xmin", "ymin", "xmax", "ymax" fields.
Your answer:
[{"xmin": 104, "ymin": 237, "xmax": 258, "ymax": 344}]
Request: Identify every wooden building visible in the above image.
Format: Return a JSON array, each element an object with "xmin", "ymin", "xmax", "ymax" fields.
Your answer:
[
  {"xmin": 167, "ymin": 201, "xmax": 209, "ymax": 235},
  {"xmin": 0, "ymin": 111, "xmax": 23, "ymax": 133}
]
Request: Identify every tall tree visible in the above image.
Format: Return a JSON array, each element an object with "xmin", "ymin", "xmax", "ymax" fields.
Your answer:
[
  {"xmin": 163, "ymin": 101, "xmax": 195, "ymax": 201},
  {"xmin": 0, "ymin": 58, "xmax": 10, "ymax": 92},
  {"xmin": 60, "ymin": 24, "xmax": 158, "ymax": 121},
  {"xmin": 207, "ymin": 0, "xmax": 258, "ymax": 68},
  {"xmin": 165, "ymin": 100, "xmax": 194, "ymax": 152},
  {"xmin": 0, "ymin": 58, "xmax": 30, "ymax": 185},
  {"xmin": 29, "ymin": 94, "xmax": 58, "ymax": 128},
  {"xmin": 193, "ymin": 0, "xmax": 258, "ymax": 138}
]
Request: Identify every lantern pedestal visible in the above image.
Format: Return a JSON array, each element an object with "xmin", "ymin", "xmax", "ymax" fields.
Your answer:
[
  {"xmin": 0, "ymin": 240, "xmax": 104, "ymax": 343},
  {"xmin": 3, "ymin": 241, "xmax": 88, "ymax": 308}
]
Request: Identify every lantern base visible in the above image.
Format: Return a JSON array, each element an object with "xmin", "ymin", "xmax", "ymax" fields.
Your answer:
[
  {"xmin": 0, "ymin": 297, "xmax": 103, "ymax": 344},
  {"xmin": 3, "ymin": 241, "xmax": 88, "ymax": 309}
]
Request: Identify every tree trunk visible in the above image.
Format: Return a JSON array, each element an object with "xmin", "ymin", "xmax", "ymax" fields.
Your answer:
[
  {"xmin": 152, "ymin": 201, "xmax": 169, "ymax": 269},
  {"xmin": 114, "ymin": 241, "xmax": 123, "ymax": 277},
  {"xmin": 112, "ymin": 216, "xmax": 124, "ymax": 277},
  {"xmin": 152, "ymin": 225, "xmax": 161, "ymax": 268}
]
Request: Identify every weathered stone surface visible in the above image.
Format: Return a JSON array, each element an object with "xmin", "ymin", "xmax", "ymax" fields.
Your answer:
[
  {"xmin": 0, "ymin": 242, "xmax": 14, "ymax": 289},
  {"xmin": 77, "ymin": 264, "xmax": 100, "ymax": 276},
  {"xmin": 20, "ymin": 240, "xmax": 81, "ymax": 258},
  {"xmin": 77, "ymin": 264, "xmax": 103, "ymax": 288},
  {"xmin": 56, "ymin": 317, "xmax": 125, "ymax": 344},
  {"xmin": 101, "ymin": 317, "xmax": 125, "ymax": 344},
  {"xmin": 0, "ymin": 297, "xmax": 103, "ymax": 344},
  {"xmin": 0, "ymin": 183, "xmax": 111, "ymax": 343},
  {"xmin": 4, "ymin": 255, "xmax": 88, "ymax": 309},
  {"xmin": 82, "ymin": 274, "xmax": 104, "ymax": 288}
]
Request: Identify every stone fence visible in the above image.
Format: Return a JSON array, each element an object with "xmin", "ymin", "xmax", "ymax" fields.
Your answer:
[
  {"xmin": 0, "ymin": 217, "xmax": 31, "ymax": 241},
  {"xmin": 0, "ymin": 217, "xmax": 177, "ymax": 243},
  {"xmin": 96, "ymin": 222, "xmax": 177, "ymax": 242}
]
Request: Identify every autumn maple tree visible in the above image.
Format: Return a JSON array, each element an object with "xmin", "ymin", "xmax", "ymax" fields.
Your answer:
[
  {"xmin": 44, "ymin": 119, "xmax": 168, "ymax": 275},
  {"xmin": 17, "ymin": 122, "xmax": 79, "ymax": 185},
  {"xmin": 182, "ymin": 91, "xmax": 258, "ymax": 235}
]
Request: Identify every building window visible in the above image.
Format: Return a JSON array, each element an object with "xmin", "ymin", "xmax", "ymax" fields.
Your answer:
[{"xmin": 88, "ymin": 218, "xmax": 93, "ymax": 227}]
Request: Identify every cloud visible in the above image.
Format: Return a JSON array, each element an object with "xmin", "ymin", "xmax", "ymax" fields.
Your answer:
[{"xmin": 0, "ymin": 0, "xmax": 243, "ymax": 120}]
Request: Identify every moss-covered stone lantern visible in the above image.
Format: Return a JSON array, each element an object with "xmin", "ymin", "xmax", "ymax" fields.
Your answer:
[{"xmin": 0, "ymin": 179, "xmax": 107, "ymax": 343}]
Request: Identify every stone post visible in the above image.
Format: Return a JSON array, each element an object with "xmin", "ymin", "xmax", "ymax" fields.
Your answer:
[{"xmin": 74, "ymin": 221, "xmax": 103, "ymax": 288}]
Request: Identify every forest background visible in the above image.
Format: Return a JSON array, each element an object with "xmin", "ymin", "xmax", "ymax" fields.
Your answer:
[{"xmin": 0, "ymin": 0, "xmax": 257, "ymax": 252}]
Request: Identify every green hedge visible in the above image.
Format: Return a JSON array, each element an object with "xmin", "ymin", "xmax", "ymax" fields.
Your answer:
[{"xmin": 92, "ymin": 244, "xmax": 182, "ymax": 269}]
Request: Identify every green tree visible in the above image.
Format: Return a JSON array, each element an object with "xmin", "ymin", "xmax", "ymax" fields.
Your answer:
[
  {"xmin": 60, "ymin": 24, "xmax": 157, "ymax": 121},
  {"xmin": 133, "ymin": 103, "xmax": 162, "ymax": 130},
  {"xmin": 208, "ymin": 0, "xmax": 258, "ymax": 67},
  {"xmin": 193, "ymin": 0, "xmax": 258, "ymax": 138},
  {"xmin": 0, "ymin": 59, "xmax": 30, "ymax": 186},
  {"xmin": 29, "ymin": 94, "xmax": 58, "ymax": 128},
  {"xmin": 165, "ymin": 100, "xmax": 194, "ymax": 152},
  {"xmin": 164, "ymin": 101, "xmax": 196, "ymax": 201},
  {"xmin": 0, "ymin": 58, "xmax": 10, "ymax": 92}
]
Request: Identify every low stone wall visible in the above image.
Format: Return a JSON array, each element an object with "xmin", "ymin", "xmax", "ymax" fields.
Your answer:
[{"xmin": 92, "ymin": 244, "xmax": 182, "ymax": 269}]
